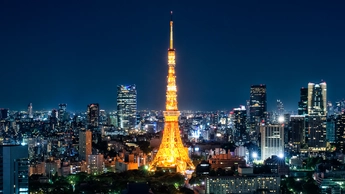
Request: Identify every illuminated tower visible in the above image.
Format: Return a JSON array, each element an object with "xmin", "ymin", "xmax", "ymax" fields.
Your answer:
[{"xmin": 149, "ymin": 12, "xmax": 194, "ymax": 173}]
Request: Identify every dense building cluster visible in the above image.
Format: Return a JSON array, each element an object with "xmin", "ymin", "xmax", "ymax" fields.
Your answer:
[{"xmin": 1, "ymin": 13, "xmax": 345, "ymax": 194}]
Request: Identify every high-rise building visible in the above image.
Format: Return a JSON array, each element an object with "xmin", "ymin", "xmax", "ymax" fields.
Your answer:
[
  {"xmin": 249, "ymin": 85, "xmax": 267, "ymax": 124},
  {"xmin": 0, "ymin": 145, "xmax": 29, "ymax": 194},
  {"xmin": 87, "ymin": 103, "xmax": 99, "ymax": 128},
  {"xmin": 336, "ymin": 113, "xmax": 345, "ymax": 152},
  {"xmin": 276, "ymin": 99, "xmax": 284, "ymax": 115},
  {"xmin": 233, "ymin": 106, "xmax": 247, "ymax": 140},
  {"xmin": 27, "ymin": 103, "xmax": 33, "ymax": 118},
  {"xmin": 326, "ymin": 115, "xmax": 336, "ymax": 143},
  {"xmin": 149, "ymin": 12, "xmax": 194, "ymax": 173},
  {"xmin": 58, "ymin": 103, "xmax": 67, "ymax": 121},
  {"xmin": 298, "ymin": 87, "xmax": 308, "ymax": 115},
  {"xmin": 289, "ymin": 115, "xmax": 305, "ymax": 152},
  {"xmin": 117, "ymin": 85, "xmax": 137, "ymax": 129},
  {"xmin": 260, "ymin": 124, "xmax": 284, "ymax": 161},
  {"xmin": 79, "ymin": 130, "xmax": 92, "ymax": 162},
  {"xmin": 307, "ymin": 115, "xmax": 326, "ymax": 149},
  {"xmin": 308, "ymin": 82, "xmax": 327, "ymax": 116}
]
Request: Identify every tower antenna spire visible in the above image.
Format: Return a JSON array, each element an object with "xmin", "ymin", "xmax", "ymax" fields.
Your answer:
[{"xmin": 170, "ymin": 11, "xmax": 173, "ymax": 49}]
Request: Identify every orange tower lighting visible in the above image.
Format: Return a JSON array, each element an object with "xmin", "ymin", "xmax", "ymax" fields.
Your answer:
[{"xmin": 148, "ymin": 11, "xmax": 195, "ymax": 173}]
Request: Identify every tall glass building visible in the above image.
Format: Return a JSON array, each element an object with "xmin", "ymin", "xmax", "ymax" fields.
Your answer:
[
  {"xmin": 0, "ymin": 145, "xmax": 29, "ymax": 194},
  {"xmin": 249, "ymin": 85, "xmax": 267, "ymax": 124},
  {"xmin": 87, "ymin": 103, "xmax": 99, "ymax": 128},
  {"xmin": 117, "ymin": 85, "xmax": 137, "ymax": 130}
]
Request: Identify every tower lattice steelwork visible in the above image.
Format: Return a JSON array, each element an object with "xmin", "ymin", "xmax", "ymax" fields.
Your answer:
[{"xmin": 149, "ymin": 12, "xmax": 195, "ymax": 173}]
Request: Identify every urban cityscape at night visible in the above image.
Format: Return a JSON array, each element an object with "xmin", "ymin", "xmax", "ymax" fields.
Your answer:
[{"xmin": 1, "ymin": 1, "xmax": 345, "ymax": 194}]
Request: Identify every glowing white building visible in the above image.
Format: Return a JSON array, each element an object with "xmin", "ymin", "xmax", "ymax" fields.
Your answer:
[
  {"xmin": 308, "ymin": 82, "xmax": 327, "ymax": 116},
  {"xmin": 260, "ymin": 124, "xmax": 284, "ymax": 161}
]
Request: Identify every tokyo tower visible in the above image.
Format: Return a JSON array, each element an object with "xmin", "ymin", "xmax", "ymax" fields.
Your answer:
[{"xmin": 148, "ymin": 12, "xmax": 195, "ymax": 173}]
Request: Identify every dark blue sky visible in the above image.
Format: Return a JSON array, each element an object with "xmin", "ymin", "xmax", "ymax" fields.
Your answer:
[{"xmin": 1, "ymin": 0, "xmax": 345, "ymax": 112}]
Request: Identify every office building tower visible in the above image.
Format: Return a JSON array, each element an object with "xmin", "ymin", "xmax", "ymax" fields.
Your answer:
[
  {"xmin": 308, "ymin": 82, "xmax": 327, "ymax": 116},
  {"xmin": 260, "ymin": 124, "xmax": 284, "ymax": 160},
  {"xmin": 79, "ymin": 130, "xmax": 92, "ymax": 162},
  {"xmin": 87, "ymin": 103, "xmax": 99, "ymax": 128},
  {"xmin": 58, "ymin": 103, "xmax": 67, "ymax": 121},
  {"xmin": 0, "ymin": 145, "xmax": 29, "ymax": 194},
  {"xmin": 336, "ymin": 113, "xmax": 345, "ymax": 152},
  {"xmin": 327, "ymin": 102, "xmax": 334, "ymax": 116},
  {"xmin": 27, "ymin": 103, "xmax": 33, "ymax": 118},
  {"xmin": 149, "ymin": 12, "xmax": 195, "ymax": 173},
  {"xmin": 326, "ymin": 115, "xmax": 336, "ymax": 143},
  {"xmin": 307, "ymin": 115, "xmax": 326, "ymax": 149},
  {"xmin": 290, "ymin": 115, "xmax": 305, "ymax": 152},
  {"xmin": 233, "ymin": 106, "xmax": 247, "ymax": 140},
  {"xmin": 249, "ymin": 85, "xmax": 267, "ymax": 124},
  {"xmin": 117, "ymin": 85, "xmax": 137, "ymax": 129},
  {"xmin": 277, "ymin": 99, "xmax": 284, "ymax": 115},
  {"xmin": 298, "ymin": 88, "xmax": 308, "ymax": 115}
]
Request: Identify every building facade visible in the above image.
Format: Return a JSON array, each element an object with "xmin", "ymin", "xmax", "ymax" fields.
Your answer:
[
  {"xmin": 260, "ymin": 124, "xmax": 284, "ymax": 160},
  {"xmin": 205, "ymin": 174, "xmax": 280, "ymax": 194},
  {"xmin": 290, "ymin": 115, "xmax": 306, "ymax": 152},
  {"xmin": 87, "ymin": 103, "xmax": 99, "ymax": 128},
  {"xmin": 117, "ymin": 85, "xmax": 137, "ymax": 130},
  {"xmin": 307, "ymin": 115, "xmax": 327, "ymax": 149},
  {"xmin": 308, "ymin": 82, "xmax": 327, "ymax": 116},
  {"xmin": 79, "ymin": 130, "xmax": 92, "ymax": 162},
  {"xmin": 298, "ymin": 87, "xmax": 308, "ymax": 115},
  {"xmin": 249, "ymin": 85, "xmax": 267, "ymax": 124},
  {"xmin": 0, "ymin": 145, "xmax": 29, "ymax": 194}
]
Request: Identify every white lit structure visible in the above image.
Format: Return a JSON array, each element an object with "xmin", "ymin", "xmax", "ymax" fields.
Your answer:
[
  {"xmin": 260, "ymin": 124, "xmax": 284, "ymax": 161},
  {"xmin": 308, "ymin": 82, "xmax": 327, "ymax": 116}
]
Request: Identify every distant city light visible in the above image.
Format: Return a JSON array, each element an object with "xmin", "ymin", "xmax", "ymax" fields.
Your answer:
[
  {"xmin": 278, "ymin": 116, "xmax": 285, "ymax": 123},
  {"xmin": 252, "ymin": 152, "xmax": 258, "ymax": 159},
  {"xmin": 278, "ymin": 153, "xmax": 284, "ymax": 158}
]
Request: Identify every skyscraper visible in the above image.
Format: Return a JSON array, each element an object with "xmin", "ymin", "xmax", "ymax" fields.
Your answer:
[
  {"xmin": 308, "ymin": 82, "xmax": 327, "ymax": 116},
  {"xmin": 87, "ymin": 103, "xmax": 99, "ymax": 128},
  {"xmin": 149, "ymin": 12, "xmax": 194, "ymax": 173},
  {"xmin": 289, "ymin": 115, "xmax": 305, "ymax": 152},
  {"xmin": 260, "ymin": 124, "xmax": 284, "ymax": 161},
  {"xmin": 117, "ymin": 85, "xmax": 137, "ymax": 130},
  {"xmin": 233, "ymin": 106, "xmax": 247, "ymax": 140},
  {"xmin": 298, "ymin": 87, "xmax": 308, "ymax": 115},
  {"xmin": 0, "ymin": 145, "xmax": 29, "ymax": 194},
  {"xmin": 336, "ymin": 113, "xmax": 345, "ymax": 152},
  {"xmin": 58, "ymin": 103, "xmax": 67, "ymax": 121},
  {"xmin": 307, "ymin": 115, "xmax": 326, "ymax": 148},
  {"xmin": 249, "ymin": 85, "xmax": 267, "ymax": 124},
  {"xmin": 276, "ymin": 99, "xmax": 284, "ymax": 116},
  {"xmin": 27, "ymin": 103, "xmax": 33, "ymax": 118},
  {"xmin": 79, "ymin": 129, "xmax": 92, "ymax": 162}
]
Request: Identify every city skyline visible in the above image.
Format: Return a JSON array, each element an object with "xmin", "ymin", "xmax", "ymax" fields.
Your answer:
[{"xmin": 1, "ymin": 1, "xmax": 345, "ymax": 111}]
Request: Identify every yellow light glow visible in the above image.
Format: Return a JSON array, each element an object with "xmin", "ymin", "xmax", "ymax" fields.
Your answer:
[{"xmin": 148, "ymin": 13, "xmax": 195, "ymax": 174}]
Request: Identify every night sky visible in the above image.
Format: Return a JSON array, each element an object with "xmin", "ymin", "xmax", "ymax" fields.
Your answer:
[{"xmin": 1, "ymin": 1, "xmax": 345, "ymax": 112}]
